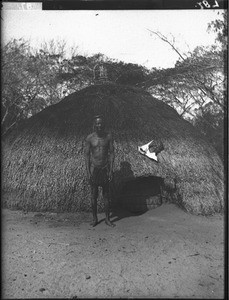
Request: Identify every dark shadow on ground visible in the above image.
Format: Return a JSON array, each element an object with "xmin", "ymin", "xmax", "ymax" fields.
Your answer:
[{"xmin": 110, "ymin": 208, "xmax": 145, "ymax": 223}]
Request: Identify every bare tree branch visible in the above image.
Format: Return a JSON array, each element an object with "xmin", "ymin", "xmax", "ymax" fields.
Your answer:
[{"xmin": 147, "ymin": 29, "xmax": 186, "ymax": 61}]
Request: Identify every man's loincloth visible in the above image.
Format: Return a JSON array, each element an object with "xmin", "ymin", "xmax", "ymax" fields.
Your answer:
[{"xmin": 90, "ymin": 164, "xmax": 109, "ymax": 186}]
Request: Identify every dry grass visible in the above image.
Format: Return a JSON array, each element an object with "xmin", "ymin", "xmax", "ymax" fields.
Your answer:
[{"xmin": 2, "ymin": 83, "xmax": 224, "ymax": 214}]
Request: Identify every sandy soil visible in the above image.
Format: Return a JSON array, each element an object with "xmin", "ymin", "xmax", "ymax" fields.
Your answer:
[{"xmin": 2, "ymin": 203, "xmax": 224, "ymax": 299}]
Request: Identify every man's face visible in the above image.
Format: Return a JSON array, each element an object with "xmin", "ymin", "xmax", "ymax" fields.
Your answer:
[{"xmin": 94, "ymin": 118, "xmax": 104, "ymax": 132}]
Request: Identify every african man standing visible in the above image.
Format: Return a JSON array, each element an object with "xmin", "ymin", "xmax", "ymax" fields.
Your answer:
[{"xmin": 85, "ymin": 115, "xmax": 115, "ymax": 227}]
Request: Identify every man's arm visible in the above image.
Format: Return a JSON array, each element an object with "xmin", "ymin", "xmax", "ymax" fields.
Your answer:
[
  {"xmin": 108, "ymin": 133, "xmax": 114, "ymax": 181},
  {"xmin": 84, "ymin": 136, "xmax": 91, "ymax": 181}
]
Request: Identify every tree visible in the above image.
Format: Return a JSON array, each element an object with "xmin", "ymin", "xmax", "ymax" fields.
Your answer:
[
  {"xmin": 207, "ymin": 11, "xmax": 227, "ymax": 51},
  {"xmin": 2, "ymin": 39, "xmax": 150, "ymax": 136},
  {"xmin": 2, "ymin": 39, "xmax": 38, "ymax": 135},
  {"xmin": 146, "ymin": 31, "xmax": 225, "ymax": 117},
  {"xmin": 2, "ymin": 39, "xmax": 68, "ymax": 134},
  {"xmin": 146, "ymin": 12, "xmax": 227, "ymax": 160},
  {"xmin": 194, "ymin": 103, "xmax": 224, "ymax": 159}
]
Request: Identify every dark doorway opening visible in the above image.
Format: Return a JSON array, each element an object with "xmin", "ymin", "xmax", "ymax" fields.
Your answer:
[{"xmin": 118, "ymin": 176, "xmax": 164, "ymax": 214}]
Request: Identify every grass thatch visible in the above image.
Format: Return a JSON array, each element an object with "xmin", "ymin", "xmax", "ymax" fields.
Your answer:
[{"xmin": 2, "ymin": 83, "xmax": 224, "ymax": 215}]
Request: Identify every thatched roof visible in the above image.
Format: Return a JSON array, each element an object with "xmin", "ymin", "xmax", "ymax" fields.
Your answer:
[{"xmin": 2, "ymin": 83, "xmax": 224, "ymax": 215}]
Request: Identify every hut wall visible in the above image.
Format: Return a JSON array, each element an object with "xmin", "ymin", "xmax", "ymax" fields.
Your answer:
[{"xmin": 2, "ymin": 83, "xmax": 224, "ymax": 215}]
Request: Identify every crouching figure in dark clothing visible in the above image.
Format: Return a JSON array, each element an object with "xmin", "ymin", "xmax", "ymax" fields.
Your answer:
[{"xmin": 84, "ymin": 115, "xmax": 115, "ymax": 227}]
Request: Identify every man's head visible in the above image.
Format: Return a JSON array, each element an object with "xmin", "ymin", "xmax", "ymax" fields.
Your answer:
[{"xmin": 93, "ymin": 115, "xmax": 104, "ymax": 133}]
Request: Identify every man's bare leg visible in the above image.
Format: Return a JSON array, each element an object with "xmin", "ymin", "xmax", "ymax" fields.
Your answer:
[
  {"xmin": 90, "ymin": 185, "xmax": 98, "ymax": 227},
  {"xmin": 103, "ymin": 185, "xmax": 115, "ymax": 227}
]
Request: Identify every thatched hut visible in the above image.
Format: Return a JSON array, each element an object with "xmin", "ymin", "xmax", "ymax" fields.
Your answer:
[{"xmin": 2, "ymin": 83, "xmax": 224, "ymax": 215}]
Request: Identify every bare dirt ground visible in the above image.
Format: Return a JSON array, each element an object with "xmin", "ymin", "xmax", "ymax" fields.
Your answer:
[{"xmin": 2, "ymin": 203, "xmax": 224, "ymax": 299}]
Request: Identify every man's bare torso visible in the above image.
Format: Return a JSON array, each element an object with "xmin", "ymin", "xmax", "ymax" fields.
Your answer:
[{"xmin": 87, "ymin": 132, "xmax": 111, "ymax": 168}]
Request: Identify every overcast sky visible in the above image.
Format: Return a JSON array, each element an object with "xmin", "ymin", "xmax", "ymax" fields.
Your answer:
[{"xmin": 2, "ymin": 3, "xmax": 223, "ymax": 69}]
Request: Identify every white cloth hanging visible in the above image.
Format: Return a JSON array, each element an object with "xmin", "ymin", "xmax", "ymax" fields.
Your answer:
[{"xmin": 138, "ymin": 140, "xmax": 158, "ymax": 161}]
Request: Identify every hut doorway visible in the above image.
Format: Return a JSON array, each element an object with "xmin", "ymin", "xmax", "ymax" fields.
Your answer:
[{"xmin": 118, "ymin": 176, "xmax": 164, "ymax": 213}]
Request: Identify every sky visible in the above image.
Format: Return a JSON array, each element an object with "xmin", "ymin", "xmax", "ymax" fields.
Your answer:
[{"xmin": 2, "ymin": 3, "xmax": 223, "ymax": 69}]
